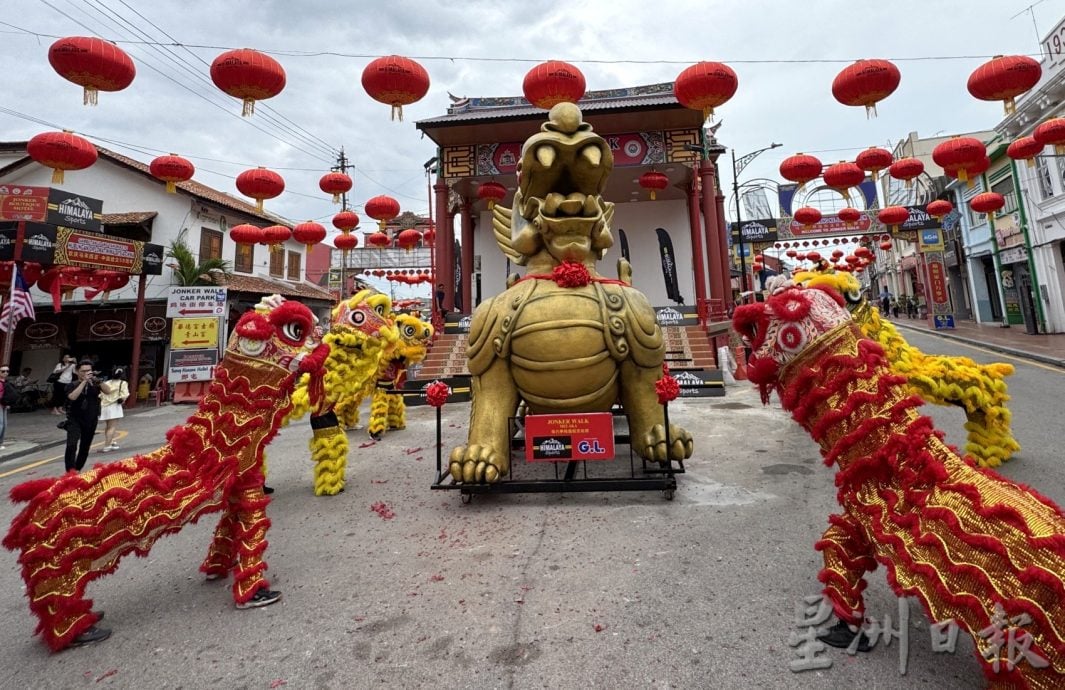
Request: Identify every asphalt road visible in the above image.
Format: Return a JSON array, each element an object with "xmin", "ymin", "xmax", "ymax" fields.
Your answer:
[{"xmin": 0, "ymin": 332, "xmax": 1061, "ymax": 689}]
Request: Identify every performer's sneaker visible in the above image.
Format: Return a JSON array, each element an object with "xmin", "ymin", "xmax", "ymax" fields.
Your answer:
[
  {"xmin": 69, "ymin": 625, "xmax": 111, "ymax": 647},
  {"xmin": 236, "ymin": 588, "xmax": 281, "ymax": 609},
  {"xmin": 262, "ymin": 485, "xmax": 275, "ymax": 495},
  {"xmin": 204, "ymin": 572, "xmax": 225, "ymax": 581},
  {"xmin": 817, "ymin": 620, "xmax": 872, "ymax": 652}
]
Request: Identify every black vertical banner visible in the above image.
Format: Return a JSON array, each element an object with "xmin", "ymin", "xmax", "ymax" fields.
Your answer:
[
  {"xmin": 655, "ymin": 228, "xmax": 684, "ymax": 304},
  {"xmin": 618, "ymin": 228, "xmax": 631, "ymax": 262},
  {"xmin": 453, "ymin": 238, "xmax": 463, "ymax": 312}
]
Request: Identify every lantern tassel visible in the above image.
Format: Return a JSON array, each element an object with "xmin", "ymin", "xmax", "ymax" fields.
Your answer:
[
  {"xmin": 650, "ymin": 190, "xmax": 657, "ymax": 201},
  {"xmin": 1026, "ymin": 158, "xmax": 1036, "ymax": 168},
  {"xmin": 332, "ymin": 193, "xmax": 341, "ymax": 204},
  {"xmin": 487, "ymin": 200, "xmax": 496, "ymax": 210},
  {"xmin": 1004, "ymin": 98, "xmax": 1016, "ymax": 115},
  {"xmin": 870, "ymin": 170, "xmax": 879, "ymax": 182},
  {"xmin": 391, "ymin": 105, "xmax": 403, "ymax": 122},
  {"xmin": 242, "ymin": 98, "xmax": 255, "ymax": 117},
  {"xmin": 51, "ymin": 169, "xmax": 64, "ymax": 185},
  {"xmin": 1056, "ymin": 144, "xmax": 1065, "ymax": 156},
  {"xmin": 256, "ymin": 199, "xmax": 264, "ymax": 212},
  {"xmin": 865, "ymin": 103, "xmax": 878, "ymax": 119},
  {"xmin": 84, "ymin": 86, "xmax": 99, "ymax": 107},
  {"xmin": 166, "ymin": 181, "xmax": 177, "ymax": 193}
]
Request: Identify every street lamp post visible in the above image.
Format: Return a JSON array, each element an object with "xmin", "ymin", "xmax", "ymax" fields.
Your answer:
[{"xmin": 731, "ymin": 143, "xmax": 781, "ymax": 297}]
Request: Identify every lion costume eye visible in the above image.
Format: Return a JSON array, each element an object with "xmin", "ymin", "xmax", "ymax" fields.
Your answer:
[
  {"xmin": 403, "ymin": 324, "xmax": 416, "ymax": 337},
  {"xmin": 374, "ymin": 304, "xmax": 385, "ymax": 316},
  {"xmin": 280, "ymin": 321, "xmax": 305, "ymax": 344},
  {"xmin": 348, "ymin": 310, "xmax": 366, "ymax": 326}
]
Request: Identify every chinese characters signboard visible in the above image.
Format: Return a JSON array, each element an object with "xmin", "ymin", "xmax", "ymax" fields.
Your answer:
[
  {"xmin": 170, "ymin": 317, "xmax": 220, "ymax": 349},
  {"xmin": 166, "ymin": 286, "xmax": 228, "ymax": 317},
  {"xmin": 167, "ymin": 348, "xmax": 219, "ymax": 383},
  {"xmin": 525, "ymin": 413, "xmax": 615, "ymax": 462}
]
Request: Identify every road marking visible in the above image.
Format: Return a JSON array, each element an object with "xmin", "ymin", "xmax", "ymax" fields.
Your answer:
[
  {"xmin": 0, "ymin": 430, "xmax": 130, "ymax": 479},
  {"xmin": 906, "ymin": 330, "xmax": 1064, "ymax": 374}
]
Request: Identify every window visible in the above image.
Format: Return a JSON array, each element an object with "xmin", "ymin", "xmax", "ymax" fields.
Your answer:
[
  {"xmin": 235, "ymin": 242, "xmax": 254, "ymax": 273},
  {"xmin": 199, "ymin": 228, "xmax": 222, "ymax": 261},
  {"xmin": 269, "ymin": 248, "xmax": 284, "ymax": 277},
  {"xmin": 991, "ymin": 177, "xmax": 1016, "ymax": 214},
  {"xmin": 286, "ymin": 250, "xmax": 301, "ymax": 281},
  {"xmin": 1037, "ymin": 155, "xmax": 1055, "ymax": 200}
]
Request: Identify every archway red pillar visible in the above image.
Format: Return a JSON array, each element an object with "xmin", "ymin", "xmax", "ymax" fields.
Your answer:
[
  {"xmin": 715, "ymin": 189, "xmax": 731, "ymax": 305},
  {"xmin": 433, "ymin": 177, "xmax": 449, "ymax": 312},
  {"xmin": 460, "ymin": 200, "xmax": 474, "ymax": 313},
  {"xmin": 699, "ymin": 160, "xmax": 725, "ymax": 316},
  {"xmin": 686, "ymin": 178, "xmax": 708, "ymax": 309}
]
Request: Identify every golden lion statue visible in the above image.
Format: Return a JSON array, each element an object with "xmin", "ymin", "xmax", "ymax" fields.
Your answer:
[{"xmin": 449, "ymin": 102, "xmax": 694, "ymax": 484}]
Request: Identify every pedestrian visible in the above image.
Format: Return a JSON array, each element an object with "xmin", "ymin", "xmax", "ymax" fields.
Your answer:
[
  {"xmin": 879, "ymin": 287, "xmax": 891, "ymax": 315},
  {"xmin": 13, "ymin": 367, "xmax": 33, "ymax": 388},
  {"xmin": 0, "ymin": 365, "xmax": 18, "ymax": 451},
  {"xmin": 435, "ymin": 283, "xmax": 446, "ymax": 315},
  {"xmin": 49, "ymin": 354, "xmax": 76, "ymax": 415},
  {"xmin": 99, "ymin": 367, "xmax": 129, "ymax": 452},
  {"xmin": 63, "ymin": 360, "xmax": 112, "ymax": 472},
  {"xmin": 891, "ymin": 297, "xmax": 900, "ymax": 318}
]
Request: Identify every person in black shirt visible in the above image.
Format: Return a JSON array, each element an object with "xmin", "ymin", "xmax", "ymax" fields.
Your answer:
[{"xmin": 64, "ymin": 360, "xmax": 113, "ymax": 472}]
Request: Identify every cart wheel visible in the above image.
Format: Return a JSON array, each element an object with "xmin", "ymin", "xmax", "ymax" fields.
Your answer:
[
  {"xmin": 664, "ymin": 488, "xmax": 675, "ymax": 501},
  {"xmin": 461, "ymin": 491, "xmax": 472, "ymax": 505}
]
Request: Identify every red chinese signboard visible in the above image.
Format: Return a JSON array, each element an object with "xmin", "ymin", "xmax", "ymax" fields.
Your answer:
[
  {"xmin": 0, "ymin": 185, "xmax": 49, "ymax": 221},
  {"xmin": 54, "ymin": 227, "xmax": 140, "ymax": 271},
  {"xmin": 786, "ymin": 213, "xmax": 872, "ymax": 237},
  {"xmin": 525, "ymin": 412, "xmax": 615, "ymax": 462},
  {"xmin": 927, "ymin": 257, "xmax": 949, "ymax": 304}
]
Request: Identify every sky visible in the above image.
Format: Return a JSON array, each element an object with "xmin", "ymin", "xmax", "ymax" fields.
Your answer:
[{"xmin": 1, "ymin": 0, "xmax": 1061, "ymax": 262}]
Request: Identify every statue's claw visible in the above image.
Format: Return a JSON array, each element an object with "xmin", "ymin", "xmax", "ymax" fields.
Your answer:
[
  {"xmin": 640, "ymin": 423, "xmax": 694, "ymax": 463},
  {"xmin": 449, "ymin": 444, "xmax": 506, "ymax": 484}
]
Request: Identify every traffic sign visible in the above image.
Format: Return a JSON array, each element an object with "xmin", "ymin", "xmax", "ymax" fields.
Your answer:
[
  {"xmin": 933, "ymin": 314, "xmax": 955, "ymax": 330},
  {"xmin": 166, "ymin": 286, "xmax": 228, "ymax": 318}
]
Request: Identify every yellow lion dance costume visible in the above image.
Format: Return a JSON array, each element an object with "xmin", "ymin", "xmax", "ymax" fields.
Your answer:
[
  {"xmin": 795, "ymin": 268, "xmax": 1018, "ymax": 467},
  {"xmin": 288, "ymin": 290, "xmax": 398, "ymax": 495}
]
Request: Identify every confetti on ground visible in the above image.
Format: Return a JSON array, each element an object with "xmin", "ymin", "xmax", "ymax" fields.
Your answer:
[
  {"xmin": 358, "ymin": 441, "xmax": 376, "ymax": 448},
  {"xmin": 96, "ymin": 669, "xmax": 118, "ymax": 682},
  {"xmin": 370, "ymin": 502, "xmax": 395, "ymax": 520},
  {"xmin": 429, "ymin": 574, "xmax": 445, "ymax": 582},
  {"xmin": 370, "ymin": 479, "xmax": 388, "ymax": 484},
  {"xmin": 269, "ymin": 680, "xmax": 288, "ymax": 689},
  {"xmin": 594, "ymin": 624, "xmax": 606, "ymax": 633},
  {"xmin": 405, "ymin": 447, "xmax": 424, "ymax": 455}
]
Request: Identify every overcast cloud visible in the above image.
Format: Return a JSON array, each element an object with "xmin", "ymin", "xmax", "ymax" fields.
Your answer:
[{"xmin": 1, "ymin": 0, "xmax": 1060, "ymax": 235}]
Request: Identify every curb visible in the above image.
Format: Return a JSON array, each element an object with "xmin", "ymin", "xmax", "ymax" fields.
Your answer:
[
  {"xmin": 892, "ymin": 322, "xmax": 1065, "ymax": 370},
  {"xmin": 0, "ymin": 440, "xmax": 66, "ymax": 466}
]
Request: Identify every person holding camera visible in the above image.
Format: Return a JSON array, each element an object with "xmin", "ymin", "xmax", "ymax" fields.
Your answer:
[{"xmin": 63, "ymin": 360, "xmax": 112, "ymax": 472}]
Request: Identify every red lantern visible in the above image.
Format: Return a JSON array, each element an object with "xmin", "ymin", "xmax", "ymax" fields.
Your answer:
[
  {"xmin": 260, "ymin": 225, "xmax": 291, "ymax": 252},
  {"xmin": 831, "ymin": 249, "xmax": 844, "ymax": 260},
  {"xmin": 967, "ymin": 55, "xmax": 1042, "ymax": 115},
  {"xmin": 822, "ymin": 161, "xmax": 865, "ymax": 202},
  {"xmin": 367, "ymin": 232, "xmax": 390, "ymax": 248},
  {"xmin": 332, "ymin": 210, "xmax": 360, "ymax": 232},
  {"xmin": 150, "ymin": 154, "xmax": 195, "ymax": 193},
  {"xmin": 319, "ymin": 172, "xmax": 353, "ymax": 203},
  {"xmin": 879, "ymin": 240, "xmax": 893, "ymax": 251},
  {"xmin": 804, "ymin": 251, "xmax": 820, "ymax": 262},
  {"xmin": 794, "ymin": 206, "xmax": 822, "ymax": 228},
  {"xmin": 1034, "ymin": 118, "xmax": 1065, "ymax": 156},
  {"xmin": 396, "ymin": 228, "xmax": 421, "ymax": 251},
  {"xmin": 855, "ymin": 147, "xmax": 893, "ymax": 182},
  {"xmin": 877, "ymin": 206, "xmax": 910, "ymax": 231},
  {"xmin": 785, "ymin": 249, "xmax": 798, "ymax": 258},
  {"xmin": 926, "ymin": 200, "xmax": 953, "ymax": 219},
  {"xmin": 26, "ymin": 131, "xmax": 97, "ymax": 184},
  {"xmin": 1007, "ymin": 136, "xmax": 1044, "ymax": 168},
  {"xmin": 673, "ymin": 61, "xmax": 739, "ymax": 120},
  {"xmin": 210, "ymin": 49, "xmax": 286, "ymax": 116},
  {"xmin": 362, "ymin": 55, "xmax": 431, "ymax": 120},
  {"xmin": 365, "ymin": 195, "xmax": 401, "ymax": 231},
  {"xmin": 334, "ymin": 233, "xmax": 359, "ymax": 251},
  {"xmin": 477, "ymin": 181, "xmax": 508, "ymax": 209},
  {"xmin": 845, "ymin": 255, "xmax": 860, "ymax": 265},
  {"xmin": 854, "ymin": 246, "xmax": 873, "ymax": 259},
  {"xmin": 523, "ymin": 60, "xmax": 586, "ymax": 109},
  {"xmin": 638, "ymin": 170, "xmax": 670, "ymax": 200},
  {"xmin": 779, "ymin": 153, "xmax": 823, "ymax": 190},
  {"xmin": 932, "ymin": 137, "xmax": 987, "ymax": 184},
  {"xmin": 236, "ymin": 167, "xmax": 284, "ymax": 211},
  {"xmin": 48, "ymin": 36, "xmax": 136, "ymax": 106},
  {"xmin": 970, "ymin": 192, "xmax": 1005, "ymax": 224},
  {"xmin": 292, "ymin": 221, "xmax": 326, "ymax": 247},
  {"xmin": 838, "ymin": 207, "xmax": 861, "ymax": 226},
  {"xmin": 888, "ymin": 157, "xmax": 924, "ymax": 188},
  {"xmin": 422, "ymin": 226, "xmax": 436, "ymax": 244},
  {"xmin": 944, "ymin": 156, "xmax": 990, "ymax": 187},
  {"xmin": 230, "ymin": 224, "xmax": 264, "ymax": 246},
  {"xmin": 831, "ymin": 59, "xmax": 901, "ymax": 117}
]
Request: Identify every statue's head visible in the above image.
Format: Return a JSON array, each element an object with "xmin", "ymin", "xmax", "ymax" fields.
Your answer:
[
  {"xmin": 511, "ymin": 102, "xmax": 615, "ymax": 265},
  {"xmin": 228, "ymin": 295, "xmax": 327, "ymax": 376},
  {"xmin": 732, "ymin": 281, "xmax": 852, "ymax": 399}
]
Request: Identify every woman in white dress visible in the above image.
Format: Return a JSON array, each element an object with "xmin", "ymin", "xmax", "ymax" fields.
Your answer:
[{"xmin": 99, "ymin": 368, "xmax": 130, "ymax": 451}]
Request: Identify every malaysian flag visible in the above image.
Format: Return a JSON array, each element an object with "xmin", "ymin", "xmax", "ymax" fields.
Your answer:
[{"xmin": 0, "ymin": 265, "xmax": 36, "ymax": 333}]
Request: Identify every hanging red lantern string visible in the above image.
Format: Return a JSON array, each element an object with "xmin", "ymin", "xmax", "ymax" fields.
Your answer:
[
  {"xmin": 230, "ymin": 223, "xmax": 264, "ymax": 246},
  {"xmin": 334, "ymin": 233, "xmax": 359, "ymax": 251},
  {"xmin": 832, "ymin": 59, "xmax": 901, "ymax": 118},
  {"xmin": 794, "ymin": 206, "xmax": 822, "ymax": 228},
  {"xmin": 822, "ymin": 161, "xmax": 865, "ymax": 202},
  {"xmin": 877, "ymin": 206, "xmax": 910, "ymax": 233},
  {"xmin": 1007, "ymin": 136, "xmax": 1044, "ymax": 168},
  {"xmin": 673, "ymin": 61, "xmax": 738, "ymax": 121},
  {"xmin": 523, "ymin": 60, "xmax": 586, "ymax": 109},
  {"xmin": 779, "ymin": 153, "xmax": 823, "ymax": 191},
  {"xmin": 638, "ymin": 170, "xmax": 670, "ymax": 200},
  {"xmin": 260, "ymin": 225, "xmax": 291, "ymax": 252},
  {"xmin": 926, "ymin": 200, "xmax": 954, "ymax": 220},
  {"xmin": 365, "ymin": 195, "xmax": 401, "ymax": 232},
  {"xmin": 970, "ymin": 192, "xmax": 1006, "ymax": 225},
  {"xmin": 477, "ymin": 181, "xmax": 508, "ymax": 209},
  {"xmin": 332, "ymin": 210, "xmax": 360, "ymax": 233},
  {"xmin": 967, "ymin": 55, "xmax": 1042, "ymax": 115},
  {"xmin": 236, "ymin": 167, "xmax": 284, "ymax": 211},
  {"xmin": 362, "ymin": 55, "xmax": 431, "ymax": 121},
  {"xmin": 1033, "ymin": 117, "xmax": 1065, "ymax": 156},
  {"xmin": 210, "ymin": 49, "xmax": 286, "ymax": 116},
  {"xmin": 26, "ymin": 131, "xmax": 97, "ymax": 184},
  {"xmin": 396, "ymin": 228, "xmax": 422, "ymax": 251},
  {"xmin": 292, "ymin": 221, "xmax": 326, "ymax": 247},
  {"xmin": 48, "ymin": 36, "xmax": 136, "ymax": 106},
  {"xmin": 367, "ymin": 232, "xmax": 391, "ymax": 248},
  {"xmin": 888, "ymin": 157, "xmax": 924, "ymax": 188},
  {"xmin": 855, "ymin": 147, "xmax": 893, "ymax": 182},
  {"xmin": 319, "ymin": 171, "xmax": 353, "ymax": 204},
  {"xmin": 932, "ymin": 136, "xmax": 987, "ymax": 185},
  {"xmin": 150, "ymin": 154, "xmax": 195, "ymax": 193},
  {"xmin": 837, "ymin": 207, "xmax": 861, "ymax": 226}
]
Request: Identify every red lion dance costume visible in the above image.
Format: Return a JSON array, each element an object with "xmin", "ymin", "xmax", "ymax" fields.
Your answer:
[
  {"xmin": 3, "ymin": 296, "xmax": 328, "ymax": 651},
  {"xmin": 733, "ymin": 281, "xmax": 1065, "ymax": 689}
]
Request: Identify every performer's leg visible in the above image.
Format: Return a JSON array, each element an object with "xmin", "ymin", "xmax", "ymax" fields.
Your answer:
[
  {"xmin": 368, "ymin": 387, "xmax": 389, "ymax": 439},
  {"xmin": 200, "ymin": 510, "xmax": 238, "ymax": 579},
  {"xmin": 309, "ymin": 412, "xmax": 347, "ymax": 496},
  {"xmin": 387, "ymin": 393, "xmax": 405, "ymax": 430},
  {"xmin": 228, "ymin": 481, "xmax": 276, "ymax": 606},
  {"xmin": 815, "ymin": 513, "xmax": 877, "ymax": 625}
]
